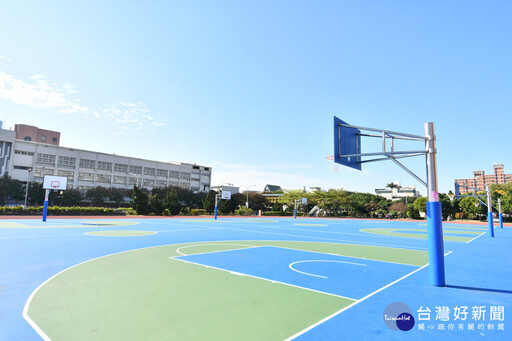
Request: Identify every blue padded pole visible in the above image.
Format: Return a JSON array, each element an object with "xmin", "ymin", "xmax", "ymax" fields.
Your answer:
[
  {"xmin": 425, "ymin": 122, "xmax": 445, "ymax": 287},
  {"xmin": 498, "ymin": 198, "xmax": 503, "ymax": 229},
  {"xmin": 427, "ymin": 201, "xmax": 445, "ymax": 286},
  {"xmin": 42, "ymin": 189, "xmax": 50, "ymax": 222},
  {"xmin": 486, "ymin": 186, "xmax": 494, "ymax": 237}
]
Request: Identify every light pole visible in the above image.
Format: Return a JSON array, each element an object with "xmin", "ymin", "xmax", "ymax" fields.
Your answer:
[
  {"xmin": 245, "ymin": 185, "xmax": 256, "ymax": 208},
  {"xmin": 129, "ymin": 172, "xmax": 142, "ymax": 188},
  {"xmin": 24, "ymin": 168, "xmax": 32, "ymax": 207}
]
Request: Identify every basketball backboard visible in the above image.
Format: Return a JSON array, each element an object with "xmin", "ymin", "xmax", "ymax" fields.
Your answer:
[
  {"xmin": 333, "ymin": 116, "xmax": 361, "ymax": 170},
  {"xmin": 43, "ymin": 176, "xmax": 68, "ymax": 190},
  {"xmin": 221, "ymin": 191, "xmax": 231, "ymax": 200}
]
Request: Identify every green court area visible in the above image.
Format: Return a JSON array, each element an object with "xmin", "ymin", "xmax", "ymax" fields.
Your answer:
[
  {"xmin": 26, "ymin": 241, "xmax": 428, "ymax": 340},
  {"xmin": 360, "ymin": 226, "xmax": 486, "ymax": 242}
]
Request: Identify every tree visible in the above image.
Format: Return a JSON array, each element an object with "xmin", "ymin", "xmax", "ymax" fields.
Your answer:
[
  {"xmin": 164, "ymin": 189, "xmax": 181, "ymax": 215},
  {"xmin": 85, "ymin": 186, "xmax": 110, "ymax": 206},
  {"xmin": 61, "ymin": 189, "xmax": 83, "ymax": 206},
  {"xmin": 413, "ymin": 197, "xmax": 428, "ymax": 216},
  {"xmin": 388, "ymin": 202, "xmax": 408, "ymax": 219},
  {"xmin": 110, "ymin": 188, "xmax": 129, "ymax": 207},
  {"xmin": 0, "ymin": 174, "xmax": 24, "ymax": 205},
  {"xmin": 27, "ymin": 182, "xmax": 45, "ymax": 206},
  {"xmin": 202, "ymin": 190, "xmax": 216, "ymax": 214},
  {"xmin": 131, "ymin": 186, "xmax": 150, "ymax": 215},
  {"xmin": 459, "ymin": 196, "xmax": 486, "ymax": 220}
]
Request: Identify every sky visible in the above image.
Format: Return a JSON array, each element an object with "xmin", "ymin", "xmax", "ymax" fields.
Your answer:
[{"xmin": 0, "ymin": 1, "xmax": 511, "ymax": 195}]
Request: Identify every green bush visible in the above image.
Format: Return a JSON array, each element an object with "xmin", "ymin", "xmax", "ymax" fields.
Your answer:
[
  {"xmin": 191, "ymin": 209, "xmax": 207, "ymax": 216},
  {"xmin": 236, "ymin": 207, "xmax": 254, "ymax": 216},
  {"xmin": 262, "ymin": 211, "xmax": 293, "ymax": 216},
  {"xmin": 0, "ymin": 206, "xmax": 126, "ymax": 216}
]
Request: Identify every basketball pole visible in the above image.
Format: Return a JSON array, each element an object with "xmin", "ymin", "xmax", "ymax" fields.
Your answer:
[
  {"xmin": 487, "ymin": 186, "xmax": 494, "ymax": 237},
  {"xmin": 425, "ymin": 122, "xmax": 445, "ymax": 287},
  {"xmin": 42, "ymin": 189, "xmax": 50, "ymax": 222},
  {"xmin": 498, "ymin": 198, "xmax": 503, "ymax": 229},
  {"xmin": 214, "ymin": 194, "xmax": 219, "ymax": 220}
]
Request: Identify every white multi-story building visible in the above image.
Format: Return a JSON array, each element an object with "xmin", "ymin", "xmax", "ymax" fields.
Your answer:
[
  {"xmin": 0, "ymin": 124, "xmax": 211, "ymax": 193},
  {"xmin": 374, "ymin": 181, "xmax": 420, "ymax": 201}
]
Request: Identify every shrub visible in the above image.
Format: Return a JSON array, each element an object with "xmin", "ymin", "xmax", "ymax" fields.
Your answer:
[
  {"xmin": 191, "ymin": 209, "xmax": 207, "ymax": 216},
  {"xmin": 236, "ymin": 207, "xmax": 254, "ymax": 216}
]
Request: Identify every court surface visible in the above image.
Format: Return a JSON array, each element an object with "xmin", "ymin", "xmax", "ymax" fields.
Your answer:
[{"xmin": 0, "ymin": 217, "xmax": 510, "ymax": 340}]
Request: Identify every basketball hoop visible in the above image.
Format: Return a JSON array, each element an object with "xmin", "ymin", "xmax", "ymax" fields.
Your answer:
[
  {"xmin": 326, "ymin": 155, "xmax": 334, "ymax": 161},
  {"xmin": 51, "ymin": 181, "xmax": 60, "ymax": 189}
]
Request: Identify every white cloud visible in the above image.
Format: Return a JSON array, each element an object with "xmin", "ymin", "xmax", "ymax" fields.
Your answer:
[
  {"xmin": 101, "ymin": 102, "xmax": 165, "ymax": 130},
  {"xmin": 0, "ymin": 72, "xmax": 88, "ymax": 114},
  {"xmin": 0, "ymin": 69, "xmax": 165, "ymax": 130},
  {"xmin": 0, "ymin": 56, "xmax": 11, "ymax": 62}
]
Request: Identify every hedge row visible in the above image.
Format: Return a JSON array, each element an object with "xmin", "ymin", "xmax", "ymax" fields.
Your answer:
[{"xmin": 0, "ymin": 206, "xmax": 127, "ymax": 216}]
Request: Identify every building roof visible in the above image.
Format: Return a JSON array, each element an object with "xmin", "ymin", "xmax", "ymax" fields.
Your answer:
[{"xmin": 264, "ymin": 184, "xmax": 281, "ymax": 192}]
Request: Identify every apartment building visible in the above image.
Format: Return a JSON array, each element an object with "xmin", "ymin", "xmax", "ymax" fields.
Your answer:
[{"xmin": 455, "ymin": 163, "xmax": 511, "ymax": 194}]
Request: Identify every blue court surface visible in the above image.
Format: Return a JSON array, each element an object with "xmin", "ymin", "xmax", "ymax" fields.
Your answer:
[
  {"xmin": 175, "ymin": 245, "xmax": 419, "ymax": 300},
  {"xmin": 0, "ymin": 217, "xmax": 511, "ymax": 340}
]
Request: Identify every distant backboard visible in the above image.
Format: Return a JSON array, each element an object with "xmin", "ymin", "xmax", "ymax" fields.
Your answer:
[
  {"xmin": 334, "ymin": 116, "xmax": 361, "ymax": 170},
  {"xmin": 454, "ymin": 182, "xmax": 460, "ymax": 199},
  {"xmin": 221, "ymin": 191, "xmax": 231, "ymax": 200},
  {"xmin": 43, "ymin": 176, "xmax": 67, "ymax": 190},
  {"xmin": 301, "ymin": 197, "xmax": 307, "ymax": 205}
]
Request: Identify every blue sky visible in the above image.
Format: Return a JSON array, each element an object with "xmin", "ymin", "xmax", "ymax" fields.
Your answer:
[{"xmin": 0, "ymin": 1, "xmax": 510, "ymax": 195}]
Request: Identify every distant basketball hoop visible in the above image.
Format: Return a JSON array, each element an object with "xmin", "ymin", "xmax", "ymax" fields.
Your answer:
[{"xmin": 325, "ymin": 155, "xmax": 334, "ymax": 161}]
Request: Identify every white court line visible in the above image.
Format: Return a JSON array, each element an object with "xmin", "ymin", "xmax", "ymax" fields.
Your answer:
[
  {"xmin": 1, "ymin": 228, "xmax": 222, "ymax": 240},
  {"xmin": 289, "ymin": 260, "xmax": 367, "ymax": 279},
  {"xmin": 22, "ymin": 242, "xmax": 195, "ymax": 341},
  {"xmin": 465, "ymin": 231, "xmax": 486, "ymax": 244},
  {"xmin": 285, "ymin": 249, "xmax": 456, "ymax": 340},
  {"xmin": 175, "ymin": 243, "xmax": 259, "ymax": 256},
  {"xmin": 285, "ymin": 264, "xmax": 428, "ymax": 340},
  {"xmin": 171, "ymin": 257, "xmax": 357, "ymax": 301},
  {"xmin": 221, "ymin": 226, "xmax": 432, "ymax": 252},
  {"xmin": 271, "ymin": 244, "xmax": 424, "ymax": 267}
]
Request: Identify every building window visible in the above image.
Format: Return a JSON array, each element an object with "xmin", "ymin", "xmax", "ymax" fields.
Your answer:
[
  {"xmin": 58, "ymin": 156, "xmax": 76, "ymax": 167},
  {"xmin": 114, "ymin": 163, "xmax": 128, "ymax": 173},
  {"xmin": 157, "ymin": 169, "xmax": 168, "ymax": 178},
  {"xmin": 56, "ymin": 170, "xmax": 74, "ymax": 180},
  {"xmin": 142, "ymin": 179, "xmax": 155, "ymax": 187},
  {"xmin": 36, "ymin": 153, "xmax": 56, "ymax": 164},
  {"xmin": 144, "ymin": 167, "xmax": 156, "ymax": 176},
  {"xmin": 129, "ymin": 165, "xmax": 142, "ymax": 175},
  {"xmin": 180, "ymin": 172, "xmax": 190, "ymax": 180},
  {"xmin": 180, "ymin": 182, "xmax": 190, "ymax": 189},
  {"xmin": 14, "ymin": 150, "xmax": 34, "ymax": 156},
  {"xmin": 113, "ymin": 176, "xmax": 127, "ymax": 184},
  {"xmin": 156, "ymin": 180, "xmax": 167, "ymax": 188},
  {"xmin": 191, "ymin": 177, "xmax": 200, "ymax": 182},
  {"xmin": 78, "ymin": 172, "xmax": 94, "ymax": 182},
  {"xmin": 79, "ymin": 159, "xmax": 95, "ymax": 169},
  {"xmin": 41, "ymin": 136, "xmax": 46, "ymax": 142},
  {"xmin": 169, "ymin": 171, "xmax": 180, "ymax": 179},
  {"xmin": 97, "ymin": 161, "xmax": 112, "ymax": 171},
  {"xmin": 24, "ymin": 136, "xmax": 32, "ymax": 141},
  {"xmin": 52, "ymin": 137, "xmax": 58, "ymax": 143},
  {"xmin": 128, "ymin": 177, "xmax": 137, "ymax": 186},
  {"xmin": 96, "ymin": 174, "xmax": 111, "ymax": 183},
  {"xmin": 34, "ymin": 168, "xmax": 55, "ymax": 177},
  {"xmin": 169, "ymin": 181, "xmax": 179, "ymax": 187}
]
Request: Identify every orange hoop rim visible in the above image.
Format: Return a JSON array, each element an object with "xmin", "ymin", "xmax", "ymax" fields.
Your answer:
[{"xmin": 325, "ymin": 155, "xmax": 334, "ymax": 161}]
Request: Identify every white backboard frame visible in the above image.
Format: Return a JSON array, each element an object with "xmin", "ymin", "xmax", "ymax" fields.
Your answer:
[
  {"xmin": 221, "ymin": 191, "xmax": 231, "ymax": 200},
  {"xmin": 43, "ymin": 176, "xmax": 68, "ymax": 190}
]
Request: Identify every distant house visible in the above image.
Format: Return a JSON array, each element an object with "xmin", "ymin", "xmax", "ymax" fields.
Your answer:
[
  {"xmin": 263, "ymin": 184, "xmax": 282, "ymax": 204},
  {"xmin": 375, "ymin": 181, "xmax": 420, "ymax": 201},
  {"xmin": 264, "ymin": 184, "xmax": 281, "ymax": 192}
]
